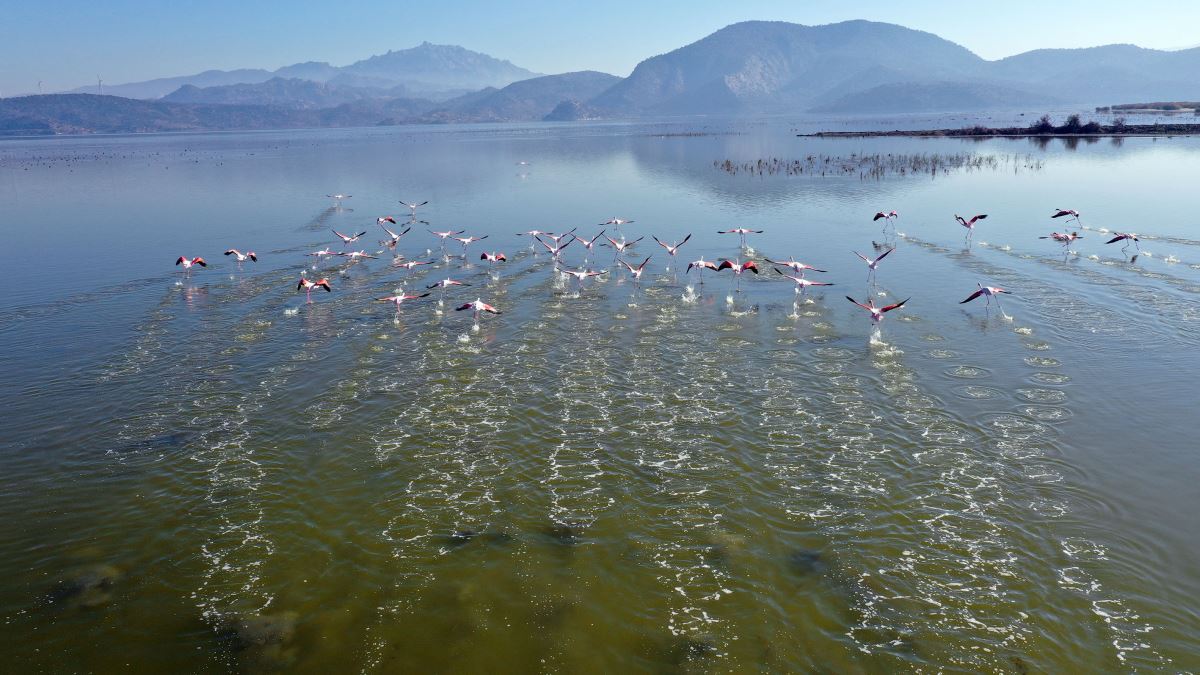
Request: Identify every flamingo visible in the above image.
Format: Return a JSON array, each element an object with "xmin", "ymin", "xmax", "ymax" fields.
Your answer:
[
  {"xmin": 718, "ymin": 227, "xmax": 763, "ymax": 248},
  {"xmin": 380, "ymin": 222, "xmax": 411, "ymax": 249},
  {"xmin": 600, "ymin": 217, "xmax": 634, "ymax": 227},
  {"xmin": 960, "ymin": 283, "xmax": 1011, "ymax": 312},
  {"xmin": 686, "ymin": 257, "xmax": 719, "ymax": 284},
  {"xmin": 377, "ymin": 291, "xmax": 431, "ymax": 313},
  {"xmin": 517, "ymin": 229, "xmax": 553, "ymax": 248},
  {"xmin": 603, "ymin": 235, "xmax": 643, "ymax": 266},
  {"xmin": 652, "ymin": 234, "xmax": 691, "ymax": 278},
  {"xmin": 873, "ymin": 210, "xmax": 899, "ymax": 226},
  {"xmin": 394, "ymin": 259, "xmax": 435, "ymax": 275},
  {"xmin": 327, "ymin": 193, "xmax": 351, "ymax": 204},
  {"xmin": 765, "ymin": 257, "xmax": 826, "ymax": 277},
  {"xmin": 538, "ymin": 235, "xmax": 573, "ymax": 260},
  {"xmin": 480, "ymin": 252, "xmax": 507, "ymax": 264},
  {"xmin": 775, "ymin": 268, "xmax": 834, "ymax": 296},
  {"xmin": 1106, "ymin": 232, "xmax": 1140, "ymax": 251},
  {"xmin": 307, "ymin": 247, "xmax": 338, "ymax": 261},
  {"xmin": 175, "ymin": 256, "xmax": 206, "ymax": 278},
  {"xmin": 399, "ymin": 200, "xmax": 428, "ymax": 217},
  {"xmin": 1039, "ymin": 231, "xmax": 1083, "ymax": 248},
  {"xmin": 453, "ymin": 235, "xmax": 488, "ymax": 256},
  {"xmin": 1051, "ymin": 208, "xmax": 1081, "ymax": 225},
  {"xmin": 571, "ymin": 230, "xmax": 605, "ymax": 263},
  {"xmin": 846, "ymin": 295, "xmax": 908, "ymax": 325},
  {"xmin": 427, "ymin": 277, "xmax": 470, "ymax": 309},
  {"xmin": 544, "ymin": 228, "xmax": 577, "ymax": 246},
  {"xmin": 223, "ymin": 249, "xmax": 257, "ymax": 265},
  {"xmin": 853, "ymin": 247, "xmax": 894, "ymax": 283},
  {"xmin": 341, "ymin": 250, "xmax": 377, "ymax": 262},
  {"xmin": 619, "ymin": 256, "xmax": 652, "ymax": 289},
  {"xmin": 455, "ymin": 298, "xmax": 501, "ymax": 327},
  {"xmin": 717, "ymin": 258, "xmax": 758, "ymax": 292},
  {"xmin": 955, "ymin": 213, "xmax": 988, "ymax": 242},
  {"xmin": 297, "ymin": 276, "xmax": 331, "ymax": 302},
  {"xmin": 557, "ymin": 267, "xmax": 607, "ymax": 292},
  {"xmin": 333, "ymin": 229, "xmax": 367, "ymax": 247},
  {"xmin": 429, "ymin": 229, "xmax": 466, "ymax": 256}
]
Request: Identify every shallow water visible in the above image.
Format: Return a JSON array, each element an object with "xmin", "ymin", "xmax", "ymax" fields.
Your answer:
[{"xmin": 1, "ymin": 117, "xmax": 1198, "ymax": 672}]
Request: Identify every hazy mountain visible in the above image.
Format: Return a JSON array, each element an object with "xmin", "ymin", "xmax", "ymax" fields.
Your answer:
[
  {"xmin": 162, "ymin": 77, "xmax": 383, "ymax": 109},
  {"xmin": 811, "ymin": 81, "xmax": 1062, "ymax": 113},
  {"xmin": 68, "ymin": 69, "xmax": 274, "ymax": 99},
  {"xmin": 988, "ymin": 45, "xmax": 1200, "ymax": 102},
  {"xmin": 591, "ymin": 20, "xmax": 985, "ymax": 114},
  {"xmin": 339, "ymin": 42, "xmax": 540, "ymax": 92},
  {"xmin": 423, "ymin": 71, "xmax": 620, "ymax": 122},
  {"xmin": 588, "ymin": 20, "xmax": 1200, "ymax": 114},
  {"xmin": 64, "ymin": 43, "xmax": 539, "ymax": 100},
  {"xmin": 0, "ymin": 94, "xmax": 437, "ymax": 135}
]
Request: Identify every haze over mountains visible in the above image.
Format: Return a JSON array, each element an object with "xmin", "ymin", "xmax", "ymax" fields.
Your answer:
[{"xmin": 6, "ymin": 20, "xmax": 1200, "ymax": 135}]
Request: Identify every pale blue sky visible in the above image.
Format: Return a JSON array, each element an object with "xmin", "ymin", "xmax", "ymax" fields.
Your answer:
[{"xmin": 3, "ymin": 0, "xmax": 1198, "ymax": 95}]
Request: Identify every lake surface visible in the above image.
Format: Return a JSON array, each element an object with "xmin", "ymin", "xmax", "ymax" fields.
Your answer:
[{"xmin": 1, "ymin": 114, "xmax": 1198, "ymax": 673}]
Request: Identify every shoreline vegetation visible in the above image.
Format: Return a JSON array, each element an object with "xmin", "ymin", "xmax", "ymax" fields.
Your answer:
[
  {"xmin": 803, "ymin": 114, "xmax": 1200, "ymax": 138},
  {"xmin": 714, "ymin": 152, "xmax": 1044, "ymax": 179}
]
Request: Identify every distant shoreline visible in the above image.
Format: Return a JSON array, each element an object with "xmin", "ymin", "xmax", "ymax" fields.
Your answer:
[{"xmin": 801, "ymin": 123, "xmax": 1200, "ymax": 139}]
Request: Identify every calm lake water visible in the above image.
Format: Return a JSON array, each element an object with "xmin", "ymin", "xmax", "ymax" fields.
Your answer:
[{"xmin": 1, "ymin": 114, "xmax": 1198, "ymax": 673}]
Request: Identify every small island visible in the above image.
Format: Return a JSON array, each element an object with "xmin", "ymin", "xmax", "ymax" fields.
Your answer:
[{"xmin": 802, "ymin": 114, "xmax": 1200, "ymax": 138}]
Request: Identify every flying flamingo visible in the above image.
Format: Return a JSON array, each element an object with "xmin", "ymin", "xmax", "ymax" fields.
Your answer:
[
  {"xmin": 223, "ymin": 249, "xmax": 257, "ymax": 268},
  {"xmin": 717, "ymin": 258, "xmax": 758, "ymax": 292},
  {"xmin": 543, "ymin": 228, "xmax": 577, "ymax": 246},
  {"xmin": 718, "ymin": 227, "xmax": 763, "ymax": 248},
  {"xmin": 399, "ymin": 200, "xmax": 428, "ymax": 217},
  {"xmin": 380, "ymin": 222, "xmax": 411, "ymax": 249},
  {"xmin": 429, "ymin": 229, "xmax": 466, "ymax": 256},
  {"xmin": 1051, "ymin": 208, "xmax": 1081, "ymax": 225},
  {"xmin": 307, "ymin": 247, "xmax": 338, "ymax": 264},
  {"xmin": 1106, "ymin": 232, "xmax": 1140, "ymax": 251},
  {"xmin": 453, "ymin": 235, "xmax": 488, "ymax": 257},
  {"xmin": 538, "ymin": 235, "xmax": 573, "ymax": 260},
  {"xmin": 600, "ymin": 217, "xmax": 634, "ymax": 227},
  {"xmin": 853, "ymin": 247, "xmax": 894, "ymax": 283},
  {"xmin": 297, "ymin": 277, "xmax": 331, "ymax": 302},
  {"xmin": 557, "ymin": 267, "xmax": 607, "ymax": 293},
  {"xmin": 175, "ymin": 256, "xmax": 206, "ymax": 279},
  {"xmin": 455, "ymin": 298, "xmax": 501, "ymax": 328},
  {"xmin": 604, "ymin": 235, "xmax": 643, "ymax": 266},
  {"xmin": 874, "ymin": 210, "xmax": 899, "ymax": 230},
  {"xmin": 426, "ymin": 277, "xmax": 470, "ymax": 309},
  {"xmin": 1039, "ymin": 231, "xmax": 1083, "ymax": 248},
  {"xmin": 517, "ymin": 229, "xmax": 553, "ymax": 248},
  {"xmin": 341, "ymin": 250, "xmax": 377, "ymax": 262},
  {"xmin": 619, "ymin": 256, "xmax": 652, "ymax": 289},
  {"xmin": 775, "ymin": 268, "xmax": 834, "ymax": 296},
  {"xmin": 955, "ymin": 214, "xmax": 988, "ymax": 242},
  {"xmin": 327, "ymin": 193, "xmax": 351, "ymax": 204},
  {"xmin": 572, "ymin": 230, "xmax": 606, "ymax": 263},
  {"xmin": 652, "ymin": 234, "xmax": 691, "ymax": 278},
  {"xmin": 394, "ymin": 259, "xmax": 435, "ymax": 276},
  {"xmin": 959, "ymin": 283, "xmax": 1011, "ymax": 313},
  {"xmin": 686, "ymin": 257, "xmax": 719, "ymax": 284},
  {"xmin": 377, "ymin": 291, "xmax": 431, "ymax": 313},
  {"xmin": 333, "ymin": 229, "xmax": 367, "ymax": 247},
  {"xmin": 765, "ymin": 257, "xmax": 826, "ymax": 277},
  {"xmin": 846, "ymin": 295, "xmax": 908, "ymax": 325}
]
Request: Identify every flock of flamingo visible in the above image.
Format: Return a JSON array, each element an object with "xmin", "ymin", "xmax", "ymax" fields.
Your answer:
[{"xmin": 173, "ymin": 197, "xmax": 1132, "ymax": 334}]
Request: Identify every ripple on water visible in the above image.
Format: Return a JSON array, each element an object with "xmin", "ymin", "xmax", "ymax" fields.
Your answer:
[
  {"xmin": 811, "ymin": 346, "xmax": 855, "ymax": 360},
  {"xmin": 1024, "ymin": 356, "xmax": 1061, "ymax": 368},
  {"xmin": 1017, "ymin": 388, "xmax": 1069, "ymax": 404},
  {"xmin": 925, "ymin": 349, "xmax": 960, "ymax": 359},
  {"xmin": 944, "ymin": 365, "xmax": 991, "ymax": 379},
  {"xmin": 921, "ymin": 333, "xmax": 945, "ymax": 342},
  {"xmin": 1022, "ymin": 340, "xmax": 1053, "ymax": 351},
  {"xmin": 812, "ymin": 361, "xmax": 848, "ymax": 375},
  {"xmin": 980, "ymin": 413, "xmax": 1054, "ymax": 439},
  {"xmin": 952, "ymin": 384, "xmax": 1006, "ymax": 400},
  {"xmin": 1019, "ymin": 405, "xmax": 1074, "ymax": 422},
  {"xmin": 1030, "ymin": 372, "xmax": 1071, "ymax": 385}
]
